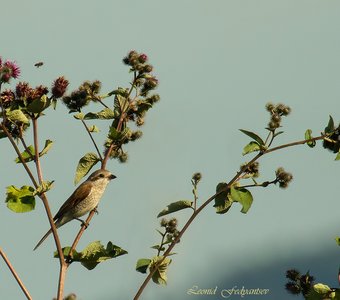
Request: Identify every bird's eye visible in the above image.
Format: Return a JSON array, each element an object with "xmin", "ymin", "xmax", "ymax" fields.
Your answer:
[{"xmin": 99, "ymin": 173, "xmax": 105, "ymax": 178}]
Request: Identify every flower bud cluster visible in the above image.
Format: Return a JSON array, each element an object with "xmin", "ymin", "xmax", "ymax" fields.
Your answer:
[
  {"xmin": 123, "ymin": 50, "xmax": 159, "ymax": 97},
  {"xmin": 241, "ymin": 162, "xmax": 259, "ymax": 178},
  {"xmin": 275, "ymin": 167, "xmax": 293, "ymax": 188},
  {"xmin": 0, "ymin": 57, "xmax": 20, "ymax": 83},
  {"xmin": 63, "ymin": 80, "xmax": 101, "ymax": 112},
  {"xmin": 51, "ymin": 76, "xmax": 69, "ymax": 98},
  {"xmin": 192, "ymin": 172, "xmax": 202, "ymax": 184},
  {"xmin": 265, "ymin": 102, "xmax": 291, "ymax": 130},
  {"xmin": 160, "ymin": 218, "xmax": 180, "ymax": 244},
  {"xmin": 285, "ymin": 269, "xmax": 314, "ymax": 296}
]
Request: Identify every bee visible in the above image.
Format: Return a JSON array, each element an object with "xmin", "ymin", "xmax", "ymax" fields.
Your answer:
[{"xmin": 34, "ymin": 62, "xmax": 44, "ymax": 68}]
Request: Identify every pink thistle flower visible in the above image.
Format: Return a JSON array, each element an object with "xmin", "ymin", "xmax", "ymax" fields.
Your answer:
[{"xmin": 5, "ymin": 61, "xmax": 21, "ymax": 79}]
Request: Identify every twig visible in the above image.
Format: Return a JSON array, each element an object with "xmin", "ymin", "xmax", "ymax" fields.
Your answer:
[
  {"xmin": 32, "ymin": 118, "xmax": 66, "ymax": 300},
  {"xmin": 0, "ymin": 124, "xmax": 38, "ymax": 188},
  {"xmin": 133, "ymin": 134, "xmax": 326, "ymax": 299},
  {"xmin": 81, "ymin": 119, "xmax": 103, "ymax": 161},
  {"xmin": 0, "ymin": 247, "xmax": 32, "ymax": 300}
]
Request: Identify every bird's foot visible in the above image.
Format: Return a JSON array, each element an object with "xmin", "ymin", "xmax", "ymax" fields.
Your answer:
[{"xmin": 76, "ymin": 218, "xmax": 89, "ymax": 228}]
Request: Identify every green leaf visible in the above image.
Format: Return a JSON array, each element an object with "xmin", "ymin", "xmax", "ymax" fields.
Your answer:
[
  {"xmin": 136, "ymin": 258, "xmax": 152, "ymax": 274},
  {"xmin": 79, "ymin": 241, "xmax": 127, "ymax": 270},
  {"xmin": 6, "ymin": 109, "xmax": 30, "ymax": 124},
  {"xmin": 230, "ymin": 186, "xmax": 253, "ymax": 214},
  {"xmin": 15, "ymin": 140, "xmax": 53, "ymax": 163},
  {"xmin": 114, "ymin": 94, "xmax": 129, "ymax": 114},
  {"xmin": 39, "ymin": 139, "xmax": 53, "ymax": 157},
  {"xmin": 305, "ymin": 129, "xmax": 316, "ymax": 148},
  {"xmin": 157, "ymin": 200, "xmax": 193, "ymax": 217},
  {"xmin": 273, "ymin": 131, "xmax": 284, "ymax": 138},
  {"xmin": 84, "ymin": 108, "xmax": 116, "ymax": 120},
  {"xmin": 26, "ymin": 95, "xmax": 51, "ymax": 113},
  {"xmin": 335, "ymin": 151, "xmax": 340, "ymax": 161},
  {"xmin": 55, "ymin": 241, "xmax": 127, "ymax": 270},
  {"xmin": 14, "ymin": 145, "xmax": 35, "ymax": 163},
  {"xmin": 54, "ymin": 247, "xmax": 82, "ymax": 260},
  {"xmin": 242, "ymin": 141, "xmax": 261, "ymax": 155},
  {"xmin": 149, "ymin": 256, "xmax": 172, "ymax": 285},
  {"xmin": 74, "ymin": 112, "xmax": 84, "ymax": 120},
  {"xmin": 74, "ymin": 152, "xmax": 101, "ymax": 184},
  {"xmin": 239, "ymin": 129, "xmax": 265, "ymax": 145},
  {"xmin": 34, "ymin": 180, "xmax": 54, "ymax": 195},
  {"xmin": 88, "ymin": 125, "xmax": 100, "ymax": 133},
  {"xmin": 6, "ymin": 185, "xmax": 35, "ymax": 213},
  {"xmin": 151, "ymin": 244, "xmax": 163, "ymax": 250},
  {"xmin": 313, "ymin": 283, "xmax": 332, "ymax": 294},
  {"xmin": 335, "ymin": 237, "xmax": 340, "ymax": 246},
  {"xmin": 213, "ymin": 182, "xmax": 233, "ymax": 214},
  {"xmin": 325, "ymin": 115, "xmax": 335, "ymax": 134}
]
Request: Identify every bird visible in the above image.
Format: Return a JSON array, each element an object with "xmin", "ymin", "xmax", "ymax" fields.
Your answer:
[{"xmin": 33, "ymin": 169, "xmax": 116, "ymax": 250}]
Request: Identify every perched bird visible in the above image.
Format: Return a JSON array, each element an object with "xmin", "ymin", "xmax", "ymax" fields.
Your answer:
[{"xmin": 33, "ymin": 169, "xmax": 116, "ymax": 250}]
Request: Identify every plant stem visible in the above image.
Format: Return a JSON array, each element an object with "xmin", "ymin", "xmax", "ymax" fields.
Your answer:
[
  {"xmin": 133, "ymin": 134, "xmax": 326, "ymax": 300},
  {"xmin": 32, "ymin": 118, "xmax": 66, "ymax": 300},
  {"xmin": 81, "ymin": 119, "xmax": 103, "ymax": 161},
  {"xmin": 0, "ymin": 124, "xmax": 38, "ymax": 187},
  {"xmin": 0, "ymin": 247, "xmax": 32, "ymax": 300}
]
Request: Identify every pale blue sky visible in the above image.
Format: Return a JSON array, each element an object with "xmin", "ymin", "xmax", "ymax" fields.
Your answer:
[{"xmin": 1, "ymin": 1, "xmax": 340, "ymax": 299}]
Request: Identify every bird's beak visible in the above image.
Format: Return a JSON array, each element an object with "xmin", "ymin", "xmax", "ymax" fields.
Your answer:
[{"xmin": 109, "ymin": 174, "xmax": 117, "ymax": 180}]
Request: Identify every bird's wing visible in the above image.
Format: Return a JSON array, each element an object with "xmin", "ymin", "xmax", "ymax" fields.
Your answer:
[{"xmin": 54, "ymin": 181, "xmax": 93, "ymax": 220}]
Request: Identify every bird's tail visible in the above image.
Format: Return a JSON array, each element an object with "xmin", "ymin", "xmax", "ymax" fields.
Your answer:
[{"xmin": 33, "ymin": 228, "xmax": 53, "ymax": 251}]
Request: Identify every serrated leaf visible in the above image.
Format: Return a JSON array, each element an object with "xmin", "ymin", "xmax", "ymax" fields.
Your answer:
[
  {"xmin": 136, "ymin": 258, "xmax": 152, "ymax": 274},
  {"xmin": 213, "ymin": 182, "xmax": 233, "ymax": 214},
  {"xmin": 7, "ymin": 109, "xmax": 30, "ymax": 124},
  {"xmin": 149, "ymin": 256, "xmax": 172, "ymax": 285},
  {"xmin": 26, "ymin": 95, "xmax": 51, "ymax": 113},
  {"xmin": 239, "ymin": 129, "xmax": 265, "ymax": 145},
  {"xmin": 84, "ymin": 108, "xmax": 116, "ymax": 120},
  {"xmin": 74, "ymin": 112, "xmax": 85, "ymax": 120},
  {"xmin": 55, "ymin": 241, "xmax": 127, "ymax": 270},
  {"xmin": 325, "ymin": 115, "xmax": 335, "ymax": 134},
  {"xmin": 230, "ymin": 186, "xmax": 253, "ymax": 214},
  {"xmin": 14, "ymin": 145, "xmax": 35, "ymax": 163},
  {"xmin": 242, "ymin": 141, "xmax": 261, "ymax": 155},
  {"xmin": 6, "ymin": 185, "xmax": 35, "ymax": 213},
  {"xmin": 305, "ymin": 129, "xmax": 316, "ymax": 148},
  {"xmin": 39, "ymin": 139, "xmax": 53, "ymax": 157},
  {"xmin": 80, "ymin": 241, "xmax": 127, "ymax": 270},
  {"xmin": 157, "ymin": 200, "xmax": 193, "ymax": 217},
  {"xmin": 74, "ymin": 152, "xmax": 100, "ymax": 184}
]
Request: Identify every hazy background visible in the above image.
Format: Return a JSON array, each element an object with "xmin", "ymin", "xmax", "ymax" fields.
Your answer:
[{"xmin": 1, "ymin": 1, "xmax": 339, "ymax": 299}]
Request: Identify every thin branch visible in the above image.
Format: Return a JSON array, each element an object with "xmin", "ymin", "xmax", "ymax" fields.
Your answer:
[
  {"xmin": 66, "ymin": 209, "xmax": 96, "ymax": 263},
  {"xmin": 133, "ymin": 134, "xmax": 326, "ymax": 299},
  {"xmin": 18, "ymin": 134, "xmax": 35, "ymax": 162},
  {"xmin": 81, "ymin": 119, "xmax": 103, "ymax": 161},
  {"xmin": 0, "ymin": 123, "xmax": 38, "ymax": 188},
  {"xmin": 0, "ymin": 247, "xmax": 32, "ymax": 300},
  {"xmin": 32, "ymin": 118, "xmax": 66, "ymax": 300},
  {"xmin": 264, "ymin": 135, "xmax": 325, "ymax": 154}
]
